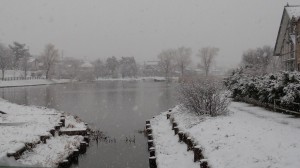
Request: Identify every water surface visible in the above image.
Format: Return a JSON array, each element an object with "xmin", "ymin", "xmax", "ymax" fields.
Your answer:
[{"xmin": 0, "ymin": 80, "xmax": 177, "ymax": 168}]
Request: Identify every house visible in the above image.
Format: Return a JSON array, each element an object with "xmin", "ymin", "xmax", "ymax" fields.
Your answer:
[
  {"xmin": 274, "ymin": 4, "xmax": 300, "ymax": 71},
  {"xmin": 142, "ymin": 61, "xmax": 160, "ymax": 77}
]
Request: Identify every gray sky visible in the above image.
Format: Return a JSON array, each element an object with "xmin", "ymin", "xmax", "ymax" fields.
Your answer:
[{"xmin": 0, "ymin": 0, "xmax": 298, "ymax": 68}]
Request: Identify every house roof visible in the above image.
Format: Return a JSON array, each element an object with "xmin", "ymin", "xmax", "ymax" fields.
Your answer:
[
  {"xmin": 274, "ymin": 5, "xmax": 300, "ymax": 56},
  {"xmin": 80, "ymin": 61, "xmax": 93, "ymax": 68},
  {"xmin": 286, "ymin": 6, "xmax": 300, "ymax": 20}
]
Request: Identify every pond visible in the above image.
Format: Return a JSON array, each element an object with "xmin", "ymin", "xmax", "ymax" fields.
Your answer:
[{"xmin": 0, "ymin": 80, "xmax": 177, "ymax": 168}]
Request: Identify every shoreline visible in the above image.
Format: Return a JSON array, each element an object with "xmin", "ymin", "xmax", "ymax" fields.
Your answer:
[
  {"xmin": 0, "ymin": 98, "xmax": 90, "ymax": 167},
  {"xmin": 149, "ymin": 102, "xmax": 300, "ymax": 168},
  {"xmin": 0, "ymin": 79, "xmax": 71, "ymax": 88}
]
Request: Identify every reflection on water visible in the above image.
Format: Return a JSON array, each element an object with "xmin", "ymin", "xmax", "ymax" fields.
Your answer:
[{"xmin": 0, "ymin": 81, "xmax": 177, "ymax": 168}]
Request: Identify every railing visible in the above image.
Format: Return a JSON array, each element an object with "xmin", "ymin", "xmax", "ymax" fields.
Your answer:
[
  {"xmin": 0, "ymin": 76, "xmax": 46, "ymax": 81},
  {"xmin": 273, "ymin": 99, "xmax": 300, "ymax": 115},
  {"xmin": 235, "ymin": 97, "xmax": 300, "ymax": 115}
]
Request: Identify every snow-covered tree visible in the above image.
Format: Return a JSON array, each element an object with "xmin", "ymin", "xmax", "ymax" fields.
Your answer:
[
  {"xmin": 120, "ymin": 57, "xmax": 137, "ymax": 78},
  {"xmin": 0, "ymin": 44, "xmax": 12, "ymax": 80},
  {"xmin": 9, "ymin": 42, "xmax": 28, "ymax": 70},
  {"xmin": 93, "ymin": 59, "xmax": 107, "ymax": 79},
  {"xmin": 106, "ymin": 56, "xmax": 119, "ymax": 78}
]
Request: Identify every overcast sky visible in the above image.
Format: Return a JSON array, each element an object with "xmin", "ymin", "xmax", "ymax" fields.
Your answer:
[{"xmin": 0, "ymin": 0, "xmax": 299, "ymax": 68}]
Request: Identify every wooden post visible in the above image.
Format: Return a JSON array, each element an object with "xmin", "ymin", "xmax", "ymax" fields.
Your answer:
[
  {"xmin": 149, "ymin": 147, "xmax": 155, "ymax": 157},
  {"xmin": 193, "ymin": 145, "xmax": 203, "ymax": 162},
  {"xmin": 40, "ymin": 135, "xmax": 50, "ymax": 144},
  {"xmin": 55, "ymin": 125, "xmax": 61, "ymax": 131},
  {"xmin": 172, "ymin": 122, "xmax": 177, "ymax": 130},
  {"xmin": 58, "ymin": 159, "xmax": 69, "ymax": 168},
  {"xmin": 183, "ymin": 133, "xmax": 188, "ymax": 143},
  {"xmin": 174, "ymin": 127, "xmax": 179, "ymax": 135},
  {"xmin": 49, "ymin": 129, "xmax": 55, "ymax": 136},
  {"xmin": 178, "ymin": 131, "xmax": 183, "ymax": 142},
  {"xmin": 149, "ymin": 156, "xmax": 157, "ymax": 168},
  {"xmin": 148, "ymin": 134, "xmax": 153, "ymax": 140},
  {"xmin": 84, "ymin": 136, "xmax": 90, "ymax": 143},
  {"xmin": 166, "ymin": 113, "xmax": 170, "ymax": 119},
  {"xmin": 147, "ymin": 128, "xmax": 152, "ymax": 135},
  {"xmin": 60, "ymin": 118, "xmax": 65, "ymax": 127},
  {"xmin": 148, "ymin": 140, "xmax": 154, "ymax": 150},
  {"xmin": 200, "ymin": 159, "xmax": 209, "ymax": 168},
  {"xmin": 7, "ymin": 151, "xmax": 16, "ymax": 157},
  {"xmin": 79, "ymin": 141, "xmax": 87, "ymax": 154},
  {"xmin": 84, "ymin": 136, "xmax": 90, "ymax": 146},
  {"xmin": 187, "ymin": 137, "xmax": 193, "ymax": 151},
  {"xmin": 72, "ymin": 149, "xmax": 79, "ymax": 163}
]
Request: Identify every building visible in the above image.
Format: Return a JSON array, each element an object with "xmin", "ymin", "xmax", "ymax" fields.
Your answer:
[
  {"xmin": 142, "ymin": 61, "xmax": 160, "ymax": 77},
  {"xmin": 274, "ymin": 4, "xmax": 300, "ymax": 71}
]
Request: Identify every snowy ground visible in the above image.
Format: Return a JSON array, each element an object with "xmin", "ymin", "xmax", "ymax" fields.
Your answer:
[
  {"xmin": 151, "ymin": 113, "xmax": 199, "ymax": 168},
  {"xmin": 0, "ymin": 99, "xmax": 87, "ymax": 167},
  {"xmin": 157, "ymin": 101, "xmax": 300, "ymax": 168},
  {"xmin": 0, "ymin": 79, "xmax": 70, "ymax": 88},
  {"xmin": 18, "ymin": 135, "xmax": 83, "ymax": 167}
]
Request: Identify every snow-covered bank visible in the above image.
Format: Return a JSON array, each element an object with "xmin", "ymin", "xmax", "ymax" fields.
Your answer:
[
  {"xmin": 158, "ymin": 102, "xmax": 300, "ymax": 168},
  {"xmin": 0, "ymin": 99, "xmax": 87, "ymax": 167},
  {"xmin": 95, "ymin": 76, "xmax": 178, "ymax": 82},
  {"xmin": 150, "ymin": 113, "xmax": 198, "ymax": 168},
  {"xmin": 0, "ymin": 79, "xmax": 70, "ymax": 88},
  {"xmin": 18, "ymin": 135, "xmax": 83, "ymax": 167}
]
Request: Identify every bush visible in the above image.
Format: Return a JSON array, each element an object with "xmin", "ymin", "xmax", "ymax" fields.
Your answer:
[
  {"xmin": 177, "ymin": 78, "xmax": 230, "ymax": 116},
  {"xmin": 224, "ymin": 68, "xmax": 300, "ymax": 111}
]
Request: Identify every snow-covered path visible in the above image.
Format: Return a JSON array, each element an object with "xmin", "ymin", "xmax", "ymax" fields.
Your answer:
[
  {"xmin": 170, "ymin": 102, "xmax": 300, "ymax": 168},
  {"xmin": 151, "ymin": 112, "xmax": 199, "ymax": 168}
]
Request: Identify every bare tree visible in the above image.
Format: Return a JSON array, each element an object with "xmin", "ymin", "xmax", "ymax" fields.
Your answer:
[
  {"xmin": 41, "ymin": 44, "xmax": 59, "ymax": 79},
  {"xmin": 0, "ymin": 44, "xmax": 12, "ymax": 80},
  {"xmin": 241, "ymin": 45, "xmax": 274, "ymax": 75},
  {"xmin": 21, "ymin": 51, "xmax": 31, "ymax": 78},
  {"xmin": 197, "ymin": 47, "xmax": 219, "ymax": 76},
  {"xmin": 158, "ymin": 49, "xmax": 176, "ymax": 80},
  {"xmin": 176, "ymin": 46, "xmax": 192, "ymax": 77},
  {"xmin": 267, "ymin": 56, "xmax": 283, "ymax": 73}
]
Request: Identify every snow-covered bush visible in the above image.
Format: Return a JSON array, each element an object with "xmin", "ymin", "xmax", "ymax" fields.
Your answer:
[
  {"xmin": 177, "ymin": 78, "xmax": 230, "ymax": 116},
  {"xmin": 224, "ymin": 68, "xmax": 300, "ymax": 111}
]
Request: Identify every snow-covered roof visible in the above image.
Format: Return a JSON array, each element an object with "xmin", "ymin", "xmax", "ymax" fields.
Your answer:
[
  {"xmin": 27, "ymin": 58, "xmax": 36, "ymax": 63},
  {"xmin": 80, "ymin": 61, "xmax": 93, "ymax": 68},
  {"xmin": 285, "ymin": 6, "xmax": 300, "ymax": 20},
  {"xmin": 274, "ymin": 5, "xmax": 300, "ymax": 56}
]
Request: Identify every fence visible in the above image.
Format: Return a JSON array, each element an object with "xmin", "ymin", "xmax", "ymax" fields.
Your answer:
[
  {"xmin": 234, "ymin": 97, "xmax": 300, "ymax": 115},
  {"xmin": 0, "ymin": 76, "xmax": 46, "ymax": 81},
  {"xmin": 273, "ymin": 99, "xmax": 300, "ymax": 115}
]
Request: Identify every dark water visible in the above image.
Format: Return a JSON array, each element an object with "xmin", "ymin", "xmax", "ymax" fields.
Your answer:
[{"xmin": 0, "ymin": 81, "xmax": 177, "ymax": 168}]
